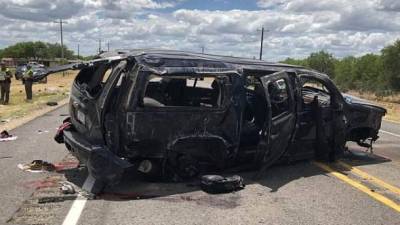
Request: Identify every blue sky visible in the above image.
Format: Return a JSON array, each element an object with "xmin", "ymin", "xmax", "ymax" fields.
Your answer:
[{"xmin": 0, "ymin": 0, "xmax": 399, "ymax": 60}]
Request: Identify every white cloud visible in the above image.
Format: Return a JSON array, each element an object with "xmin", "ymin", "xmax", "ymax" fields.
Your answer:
[
  {"xmin": 257, "ymin": 0, "xmax": 289, "ymax": 9},
  {"xmin": 0, "ymin": 0, "xmax": 399, "ymax": 61},
  {"xmin": 376, "ymin": 0, "xmax": 400, "ymax": 11},
  {"xmin": 0, "ymin": 0, "xmax": 85, "ymax": 21}
]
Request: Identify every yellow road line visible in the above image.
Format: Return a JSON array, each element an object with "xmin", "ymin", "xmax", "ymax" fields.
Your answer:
[
  {"xmin": 313, "ymin": 161, "xmax": 400, "ymax": 213},
  {"xmin": 337, "ymin": 161, "xmax": 400, "ymax": 196}
]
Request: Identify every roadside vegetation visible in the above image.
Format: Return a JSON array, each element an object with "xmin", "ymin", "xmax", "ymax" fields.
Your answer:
[
  {"xmin": 0, "ymin": 41, "xmax": 90, "ymax": 127},
  {"xmin": 0, "ymin": 41, "xmax": 95, "ymax": 60},
  {"xmin": 282, "ymin": 39, "xmax": 400, "ymax": 122}
]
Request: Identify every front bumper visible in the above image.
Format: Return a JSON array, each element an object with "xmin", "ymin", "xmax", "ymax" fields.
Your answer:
[{"xmin": 63, "ymin": 129, "xmax": 132, "ymax": 184}]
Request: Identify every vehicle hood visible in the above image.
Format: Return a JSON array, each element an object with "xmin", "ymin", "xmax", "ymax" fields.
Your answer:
[{"xmin": 342, "ymin": 93, "xmax": 387, "ymax": 113}]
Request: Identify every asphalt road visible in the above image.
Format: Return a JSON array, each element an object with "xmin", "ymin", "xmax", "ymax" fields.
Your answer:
[{"xmin": 1, "ymin": 106, "xmax": 399, "ymax": 225}]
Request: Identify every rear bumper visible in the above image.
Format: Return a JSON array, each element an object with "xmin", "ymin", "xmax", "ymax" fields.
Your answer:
[
  {"xmin": 63, "ymin": 129, "xmax": 92, "ymax": 163},
  {"xmin": 63, "ymin": 130, "xmax": 132, "ymax": 183}
]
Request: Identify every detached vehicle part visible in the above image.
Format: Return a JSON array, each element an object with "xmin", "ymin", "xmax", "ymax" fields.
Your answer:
[
  {"xmin": 201, "ymin": 175, "xmax": 245, "ymax": 194},
  {"xmin": 39, "ymin": 50, "xmax": 385, "ymax": 188}
]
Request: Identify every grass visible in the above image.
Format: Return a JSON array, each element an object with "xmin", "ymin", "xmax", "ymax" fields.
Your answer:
[
  {"xmin": 0, "ymin": 71, "xmax": 77, "ymax": 122},
  {"xmin": 347, "ymin": 91, "xmax": 400, "ymax": 122}
]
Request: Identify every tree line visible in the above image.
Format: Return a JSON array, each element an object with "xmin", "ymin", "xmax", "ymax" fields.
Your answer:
[
  {"xmin": 281, "ymin": 39, "xmax": 400, "ymax": 95},
  {"xmin": 0, "ymin": 41, "xmax": 94, "ymax": 61}
]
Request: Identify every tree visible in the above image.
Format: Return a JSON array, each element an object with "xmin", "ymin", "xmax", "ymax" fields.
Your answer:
[
  {"xmin": 279, "ymin": 40, "xmax": 400, "ymax": 95},
  {"xmin": 334, "ymin": 56, "xmax": 356, "ymax": 91},
  {"xmin": 381, "ymin": 40, "xmax": 400, "ymax": 91},
  {"xmin": 306, "ymin": 51, "xmax": 336, "ymax": 78},
  {"xmin": 352, "ymin": 54, "xmax": 383, "ymax": 91},
  {"xmin": 281, "ymin": 57, "xmax": 308, "ymax": 67},
  {"xmin": 1, "ymin": 41, "xmax": 75, "ymax": 59}
]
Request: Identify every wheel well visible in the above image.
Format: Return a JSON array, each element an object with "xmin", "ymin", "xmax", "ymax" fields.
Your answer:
[
  {"xmin": 168, "ymin": 136, "xmax": 230, "ymax": 169},
  {"xmin": 347, "ymin": 127, "xmax": 378, "ymax": 142}
]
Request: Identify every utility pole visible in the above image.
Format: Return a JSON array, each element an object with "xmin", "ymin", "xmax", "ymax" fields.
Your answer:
[
  {"xmin": 107, "ymin": 42, "xmax": 110, "ymax": 51},
  {"xmin": 98, "ymin": 39, "xmax": 102, "ymax": 54},
  {"xmin": 77, "ymin": 44, "xmax": 80, "ymax": 59},
  {"xmin": 53, "ymin": 19, "xmax": 67, "ymax": 61},
  {"xmin": 201, "ymin": 46, "xmax": 204, "ymax": 54},
  {"xmin": 259, "ymin": 26, "xmax": 264, "ymax": 60}
]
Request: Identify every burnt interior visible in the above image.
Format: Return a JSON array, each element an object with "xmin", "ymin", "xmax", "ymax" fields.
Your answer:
[{"xmin": 140, "ymin": 75, "xmax": 224, "ymax": 108}]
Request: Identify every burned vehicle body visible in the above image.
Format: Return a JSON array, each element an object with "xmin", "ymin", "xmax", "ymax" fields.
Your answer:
[{"xmin": 48, "ymin": 50, "xmax": 386, "ymax": 184}]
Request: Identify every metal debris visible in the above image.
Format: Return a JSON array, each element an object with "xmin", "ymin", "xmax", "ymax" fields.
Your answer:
[{"xmin": 60, "ymin": 182, "xmax": 76, "ymax": 194}]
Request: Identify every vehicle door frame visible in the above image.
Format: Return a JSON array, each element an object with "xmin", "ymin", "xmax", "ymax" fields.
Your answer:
[
  {"xmin": 297, "ymin": 71, "xmax": 346, "ymax": 161},
  {"xmin": 256, "ymin": 70, "xmax": 297, "ymax": 170}
]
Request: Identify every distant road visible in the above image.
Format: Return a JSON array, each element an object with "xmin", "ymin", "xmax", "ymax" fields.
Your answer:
[{"xmin": 381, "ymin": 120, "xmax": 400, "ymax": 137}]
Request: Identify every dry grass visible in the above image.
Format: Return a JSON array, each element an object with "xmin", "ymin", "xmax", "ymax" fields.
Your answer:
[
  {"xmin": 0, "ymin": 71, "xmax": 77, "ymax": 122},
  {"xmin": 347, "ymin": 91, "xmax": 400, "ymax": 122}
]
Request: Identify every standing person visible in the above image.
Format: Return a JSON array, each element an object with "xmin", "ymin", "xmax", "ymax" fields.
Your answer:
[
  {"xmin": 0, "ymin": 63, "xmax": 12, "ymax": 105},
  {"xmin": 23, "ymin": 65, "xmax": 34, "ymax": 101},
  {"xmin": 0, "ymin": 64, "xmax": 4, "ymax": 103}
]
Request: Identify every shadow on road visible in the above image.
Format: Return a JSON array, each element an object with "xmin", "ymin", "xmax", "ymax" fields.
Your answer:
[{"xmin": 58, "ymin": 147, "xmax": 391, "ymax": 201}]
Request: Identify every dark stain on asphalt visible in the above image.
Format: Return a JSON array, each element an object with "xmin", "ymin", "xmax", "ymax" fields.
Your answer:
[
  {"xmin": 98, "ymin": 192, "xmax": 160, "ymax": 201},
  {"xmin": 22, "ymin": 176, "xmax": 62, "ymax": 190},
  {"xmin": 155, "ymin": 194, "xmax": 241, "ymax": 209},
  {"xmin": 96, "ymin": 191, "xmax": 242, "ymax": 209}
]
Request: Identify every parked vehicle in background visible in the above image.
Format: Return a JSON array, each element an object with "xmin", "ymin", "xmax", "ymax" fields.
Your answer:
[
  {"xmin": 15, "ymin": 63, "xmax": 47, "ymax": 83},
  {"xmin": 15, "ymin": 64, "xmax": 26, "ymax": 80}
]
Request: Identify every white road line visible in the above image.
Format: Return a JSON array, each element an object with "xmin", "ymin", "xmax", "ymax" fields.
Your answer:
[
  {"xmin": 383, "ymin": 119, "xmax": 400, "ymax": 125},
  {"xmin": 380, "ymin": 130, "xmax": 400, "ymax": 138},
  {"xmin": 61, "ymin": 175, "xmax": 95, "ymax": 225}
]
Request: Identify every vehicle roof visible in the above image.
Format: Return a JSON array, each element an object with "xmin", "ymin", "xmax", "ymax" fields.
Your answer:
[
  {"xmin": 45, "ymin": 49, "xmax": 322, "ymax": 79},
  {"xmin": 100, "ymin": 49, "xmax": 305, "ymax": 74}
]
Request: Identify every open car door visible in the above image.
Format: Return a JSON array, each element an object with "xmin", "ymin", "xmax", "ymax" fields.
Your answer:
[
  {"xmin": 31, "ymin": 55, "xmax": 126, "ymax": 82},
  {"xmin": 256, "ymin": 71, "xmax": 296, "ymax": 174}
]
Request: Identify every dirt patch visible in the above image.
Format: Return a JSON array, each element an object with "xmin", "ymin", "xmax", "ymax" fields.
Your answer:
[
  {"xmin": 0, "ymin": 98, "xmax": 69, "ymax": 131},
  {"xmin": 0, "ymin": 71, "xmax": 76, "ymax": 131}
]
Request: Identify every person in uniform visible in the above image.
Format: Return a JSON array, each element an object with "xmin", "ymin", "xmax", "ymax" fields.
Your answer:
[
  {"xmin": 0, "ymin": 63, "xmax": 12, "ymax": 105},
  {"xmin": 23, "ymin": 65, "xmax": 34, "ymax": 101}
]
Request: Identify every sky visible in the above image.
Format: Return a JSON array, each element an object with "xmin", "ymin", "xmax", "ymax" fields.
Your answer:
[{"xmin": 0, "ymin": 0, "xmax": 399, "ymax": 61}]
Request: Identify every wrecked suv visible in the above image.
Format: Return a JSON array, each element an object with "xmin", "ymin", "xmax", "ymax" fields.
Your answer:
[{"xmin": 43, "ymin": 50, "xmax": 386, "ymax": 185}]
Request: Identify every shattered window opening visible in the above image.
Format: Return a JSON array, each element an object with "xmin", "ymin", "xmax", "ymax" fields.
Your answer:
[
  {"xmin": 268, "ymin": 78, "xmax": 290, "ymax": 118},
  {"xmin": 75, "ymin": 63, "xmax": 116, "ymax": 97},
  {"xmin": 301, "ymin": 78, "xmax": 331, "ymax": 106},
  {"xmin": 140, "ymin": 74, "xmax": 226, "ymax": 109}
]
